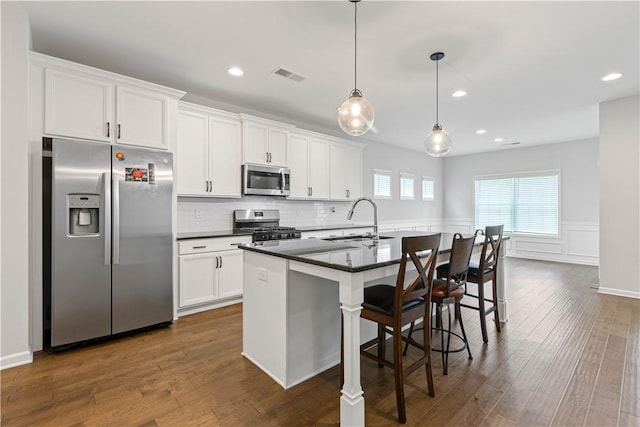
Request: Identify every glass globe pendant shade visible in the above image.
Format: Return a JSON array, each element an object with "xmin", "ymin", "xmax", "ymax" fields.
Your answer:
[
  {"xmin": 338, "ymin": 89, "xmax": 375, "ymax": 136},
  {"xmin": 424, "ymin": 123, "xmax": 452, "ymax": 157}
]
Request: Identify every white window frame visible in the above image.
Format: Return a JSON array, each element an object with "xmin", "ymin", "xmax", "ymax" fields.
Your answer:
[
  {"xmin": 474, "ymin": 169, "xmax": 561, "ymax": 237},
  {"xmin": 421, "ymin": 176, "xmax": 435, "ymax": 201},
  {"xmin": 373, "ymin": 169, "xmax": 392, "ymax": 200},
  {"xmin": 399, "ymin": 172, "xmax": 415, "ymax": 200}
]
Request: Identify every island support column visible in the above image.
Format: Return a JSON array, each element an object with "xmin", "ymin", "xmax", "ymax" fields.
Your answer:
[
  {"xmin": 496, "ymin": 242, "xmax": 508, "ymax": 323},
  {"xmin": 338, "ymin": 270, "xmax": 365, "ymax": 426}
]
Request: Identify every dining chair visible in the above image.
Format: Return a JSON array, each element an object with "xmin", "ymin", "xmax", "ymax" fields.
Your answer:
[
  {"xmin": 346, "ymin": 233, "xmax": 441, "ymax": 424},
  {"xmin": 407, "ymin": 232, "xmax": 476, "ymax": 375},
  {"xmin": 435, "ymin": 225, "xmax": 504, "ymax": 342}
]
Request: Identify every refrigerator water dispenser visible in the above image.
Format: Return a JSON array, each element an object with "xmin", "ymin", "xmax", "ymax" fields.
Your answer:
[{"xmin": 68, "ymin": 194, "xmax": 99, "ymax": 235}]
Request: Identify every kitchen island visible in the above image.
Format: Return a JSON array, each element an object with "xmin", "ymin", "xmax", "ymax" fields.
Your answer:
[{"xmin": 240, "ymin": 231, "xmax": 506, "ymax": 426}]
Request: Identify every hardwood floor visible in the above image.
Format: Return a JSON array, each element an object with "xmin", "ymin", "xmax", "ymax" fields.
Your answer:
[{"xmin": 2, "ymin": 258, "xmax": 638, "ymax": 426}]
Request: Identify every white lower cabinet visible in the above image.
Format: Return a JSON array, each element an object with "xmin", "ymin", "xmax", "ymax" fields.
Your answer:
[{"xmin": 178, "ymin": 235, "xmax": 251, "ymax": 313}]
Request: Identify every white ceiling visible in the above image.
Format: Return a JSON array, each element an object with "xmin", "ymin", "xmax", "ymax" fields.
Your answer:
[{"xmin": 18, "ymin": 1, "xmax": 640, "ymax": 156}]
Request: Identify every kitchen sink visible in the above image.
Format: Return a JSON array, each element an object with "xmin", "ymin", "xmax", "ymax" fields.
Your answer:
[{"xmin": 321, "ymin": 234, "xmax": 394, "ymax": 242}]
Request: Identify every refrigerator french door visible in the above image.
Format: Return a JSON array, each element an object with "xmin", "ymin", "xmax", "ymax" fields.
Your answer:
[{"xmin": 47, "ymin": 138, "xmax": 173, "ymax": 348}]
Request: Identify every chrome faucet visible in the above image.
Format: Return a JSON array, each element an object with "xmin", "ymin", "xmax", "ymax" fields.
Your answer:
[{"xmin": 346, "ymin": 197, "xmax": 378, "ymax": 241}]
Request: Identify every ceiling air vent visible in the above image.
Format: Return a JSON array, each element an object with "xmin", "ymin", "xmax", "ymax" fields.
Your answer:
[{"xmin": 272, "ymin": 67, "xmax": 306, "ymax": 82}]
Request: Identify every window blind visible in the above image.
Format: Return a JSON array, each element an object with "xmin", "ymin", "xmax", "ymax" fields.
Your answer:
[
  {"xmin": 475, "ymin": 172, "xmax": 559, "ymax": 235},
  {"xmin": 422, "ymin": 177, "xmax": 434, "ymax": 200},
  {"xmin": 373, "ymin": 170, "xmax": 391, "ymax": 199},
  {"xmin": 400, "ymin": 173, "xmax": 414, "ymax": 200}
]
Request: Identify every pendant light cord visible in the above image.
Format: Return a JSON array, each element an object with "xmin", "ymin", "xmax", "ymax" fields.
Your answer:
[
  {"xmin": 435, "ymin": 58, "xmax": 439, "ymax": 124},
  {"xmin": 354, "ymin": 1, "xmax": 358, "ymax": 92}
]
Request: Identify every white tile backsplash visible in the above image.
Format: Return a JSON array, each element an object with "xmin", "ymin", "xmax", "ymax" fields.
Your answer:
[{"xmin": 177, "ymin": 197, "xmax": 358, "ymax": 233}]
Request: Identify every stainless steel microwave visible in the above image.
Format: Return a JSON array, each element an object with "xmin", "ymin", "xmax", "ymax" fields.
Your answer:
[{"xmin": 242, "ymin": 164, "xmax": 290, "ymax": 196}]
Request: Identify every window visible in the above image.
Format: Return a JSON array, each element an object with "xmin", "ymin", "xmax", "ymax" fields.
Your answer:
[
  {"xmin": 373, "ymin": 169, "xmax": 392, "ymax": 199},
  {"xmin": 422, "ymin": 176, "xmax": 434, "ymax": 200},
  {"xmin": 399, "ymin": 173, "xmax": 415, "ymax": 200},
  {"xmin": 475, "ymin": 171, "xmax": 559, "ymax": 235}
]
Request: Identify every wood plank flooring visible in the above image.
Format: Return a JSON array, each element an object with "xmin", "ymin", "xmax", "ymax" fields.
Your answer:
[{"xmin": 2, "ymin": 258, "xmax": 639, "ymax": 426}]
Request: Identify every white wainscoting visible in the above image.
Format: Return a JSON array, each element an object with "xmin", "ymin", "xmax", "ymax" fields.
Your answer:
[
  {"xmin": 377, "ymin": 219, "xmax": 443, "ymax": 234},
  {"xmin": 443, "ymin": 219, "xmax": 599, "ymax": 266}
]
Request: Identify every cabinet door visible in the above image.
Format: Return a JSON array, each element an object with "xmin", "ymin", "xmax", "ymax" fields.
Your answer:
[
  {"xmin": 330, "ymin": 142, "xmax": 362, "ymax": 200},
  {"xmin": 209, "ymin": 116, "xmax": 242, "ymax": 197},
  {"xmin": 179, "ymin": 253, "xmax": 218, "ymax": 307},
  {"xmin": 308, "ymin": 138, "xmax": 330, "ymax": 199},
  {"xmin": 344, "ymin": 143, "xmax": 362, "ymax": 199},
  {"xmin": 217, "ymin": 250, "xmax": 244, "ymax": 299},
  {"xmin": 177, "ymin": 110, "xmax": 209, "ymax": 195},
  {"xmin": 116, "ymin": 86, "xmax": 168, "ymax": 149},
  {"xmin": 267, "ymin": 128, "xmax": 288, "ymax": 166},
  {"xmin": 243, "ymin": 121, "xmax": 269, "ymax": 164},
  {"xmin": 288, "ymin": 133, "xmax": 310, "ymax": 198},
  {"xmin": 44, "ymin": 68, "xmax": 114, "ymax": 142}
]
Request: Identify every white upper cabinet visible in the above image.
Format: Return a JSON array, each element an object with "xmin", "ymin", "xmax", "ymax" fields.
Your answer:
[
  {"xmin": 44, "ymin": 68, "xmax": 114, "ymax": 142},
  {"xmin": 240, "ymin": 114, "xmax": 294, "ymax": 166},
  {"xmin": 177, "ymin": 102, "xmax": 242, "ymax": 197},
  {"xmin": 177, "ymin": 108, "xmax": 209, "ymax": 195},
  {"xmin": 330, "ymin": 140, "xmax": 364, "ymax": 200},
  {"xmin": 288, "ymin": 130, "xmax": 329, "ymax": 199},
  {"xmin": 115, "ymin": 86, "xmax": 168, "ymax": 149},
  {"xmin": 32, "ymin": 52, "xmax": 184, "ymax": 150}
]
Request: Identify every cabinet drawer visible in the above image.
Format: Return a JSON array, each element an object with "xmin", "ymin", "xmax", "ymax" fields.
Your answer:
[{"xmin": 179, "ymin": 235, "xmax": 252, "ymax": 255}]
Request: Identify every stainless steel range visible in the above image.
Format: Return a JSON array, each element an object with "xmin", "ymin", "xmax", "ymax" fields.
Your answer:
[{"xmin": 233, "ymin": 209, "xmax": 301, "ymax": 242}]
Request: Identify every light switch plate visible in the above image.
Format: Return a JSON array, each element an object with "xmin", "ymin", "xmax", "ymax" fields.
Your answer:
[{"xmin": 257, "ymin": 267, "xmax": 268, "ymax": 281}]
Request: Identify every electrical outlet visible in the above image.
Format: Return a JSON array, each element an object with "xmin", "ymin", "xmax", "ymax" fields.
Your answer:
[
  {"xmin": 194, "ymin": 209, "xmax": 202, "ymax": 219},
  {"xmin": 257, "ymin": 268, "xmax": 268, "ymax": 281}
]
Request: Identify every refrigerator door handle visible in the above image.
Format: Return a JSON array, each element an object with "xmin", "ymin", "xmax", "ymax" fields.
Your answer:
[
  {"xmin": 103, "ymin": 172, "xmax": 111, "ymax": 265},
  {"xmin": 112, "ymin": 172, "xmax": 120, "ymax": 265}
]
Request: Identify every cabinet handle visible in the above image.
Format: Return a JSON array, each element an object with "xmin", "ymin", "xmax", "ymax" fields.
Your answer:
[
  {"xmin": 192, "ymin": 245, "xmax": 206, "ymax": 249},
  {"xmin": 215, "ymin": 255, "xmax": 219, "ymax": 269},
  {"xmin": 346, "ymin": 189, "xmax": 350, "ymax": 198},
  {"xmin": 219, "ymin": 255, "xmax": 223, "ymax": 269},
  {"xmin": 106, "ymin": 122, "xmax": 110, "ymax": 138},
  {"xmin": 117, "ymin": 124, "xmax": 121, "ymax": 139},
  {"xmin": 310, "ymin": 187, "xmax": 313, "ymax": 197}
]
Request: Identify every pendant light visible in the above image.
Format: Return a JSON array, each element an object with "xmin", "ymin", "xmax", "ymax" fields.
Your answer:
[
  {"xmin": 425, "ymin": 52, "xmax": 452, "ymax": 157},
  {"xmin": 338, "ymin": 0, "xmax": 374, "ymax": 136}
]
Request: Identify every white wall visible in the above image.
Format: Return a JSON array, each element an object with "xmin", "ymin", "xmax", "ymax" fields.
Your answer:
[
  {"xmin": 442, "ymin": 139, "xmax": 600, "ymax": 266},
  {"xmin": 1, "ymin": 3, "xmax": 33, "ymax": 368},
  {"xmin": 599, "ymin": 95, "xmax": 640, "ymax": 299},
  {"xmin": 361, "ymin": 140, "xmax": 443, "ymax": 227}
]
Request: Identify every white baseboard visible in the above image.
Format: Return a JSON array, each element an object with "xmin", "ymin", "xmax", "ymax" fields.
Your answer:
[
  {"xmin": 597, "ymin": 287, "xmax": 640, "ymax": 299},
  {"xmin": 176, "ymin": 296, "xmax": 242, "ymax": 317},
  {"xmin": 1, "ymin": 350, "xmax": 33, "ymax": 370}
]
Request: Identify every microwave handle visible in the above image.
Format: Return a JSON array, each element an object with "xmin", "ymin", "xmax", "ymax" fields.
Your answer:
[{"xmin": 280, "ymin": 169, "xmax": 285, "ymax": 193}]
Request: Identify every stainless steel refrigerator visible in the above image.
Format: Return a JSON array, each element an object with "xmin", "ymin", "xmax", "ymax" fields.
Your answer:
[{"xmin": 44, "ymin": 138, "xmax": 173, "ymax": 348}]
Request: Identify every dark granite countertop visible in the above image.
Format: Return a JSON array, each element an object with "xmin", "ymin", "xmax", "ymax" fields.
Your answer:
[
  {"xmin": 177, "ymin": 230, "xmax": 253, "ymax": 240},
  {"xmin": 177, "ymin": 224, "xmax": 372, "ymax": 240},
  {"xmin": 240, "ymin": 231, "xmax": 484, "ymax": 273},
  {"xmin": 293, "ymin": 224, "xmax": 373, "ymax": 232}
]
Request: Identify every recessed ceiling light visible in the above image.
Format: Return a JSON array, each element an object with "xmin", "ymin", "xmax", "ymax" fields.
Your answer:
[
  {"xmin": 494, "ymin": 137, "xmax": 504, "ymax": 142},
  {"xmin": 602, "ymin": 72, "xmax": 622, "ymax": 81},
  {"xmin": 228, "ymin": 67, "xmax": 244, "ymax": 77},
  {"xmin": 476, "ymin": 129, "xmax": 486, "ymax": 134},
  {"xmin": 452, "ymin": 90, "xmax": 467, "ymax": 98}
]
